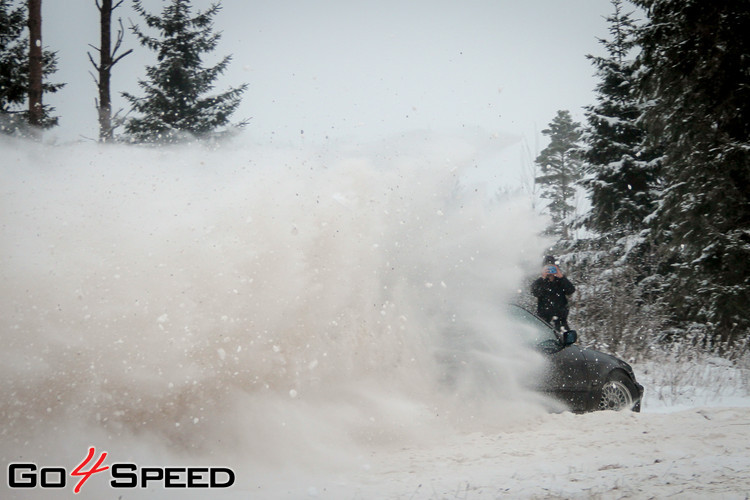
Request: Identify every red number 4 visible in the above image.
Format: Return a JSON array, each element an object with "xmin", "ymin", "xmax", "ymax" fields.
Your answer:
[{"xmin": 70, "ymin": 447, "xmax": 109, "ymax": 494}]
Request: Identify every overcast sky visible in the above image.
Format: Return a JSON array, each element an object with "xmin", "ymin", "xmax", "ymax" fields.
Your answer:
[{"xmin": 41, "ymin": 0, "xmax": 618, "ymax": 182}]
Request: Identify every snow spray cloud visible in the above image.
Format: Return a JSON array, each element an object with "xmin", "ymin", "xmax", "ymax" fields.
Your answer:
[{"xmin": 0, "ymin": 133, "xmax": 549, "ymax": 480}]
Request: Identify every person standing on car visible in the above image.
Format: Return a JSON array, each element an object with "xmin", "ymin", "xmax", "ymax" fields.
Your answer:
[{"xmin": 531, "ymin": 255, "xmax": 576, "ymax": 332}]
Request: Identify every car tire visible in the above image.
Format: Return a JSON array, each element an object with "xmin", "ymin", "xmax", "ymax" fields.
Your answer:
[{"xmin": 597, "ymin": 372, "xmax": 638, "ymax": 412}]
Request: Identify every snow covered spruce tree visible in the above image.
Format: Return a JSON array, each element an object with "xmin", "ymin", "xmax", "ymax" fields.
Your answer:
[
  {"xmin": 566, "ymin": 0, "xmax": 665, "ymax": 354},
  {"xmin": 0, "ymin": 0, "xmax": 63, "ymax": 134},
  {"xmin": 633, "ymin": 0, "xmax": 750, "ymax": 344},
  {"xmin": 122, "ymin": 0, "xmax": 247, "ymax": 143},
  {"xmin": 535, "ymin": 110, "xmax": 584, "ymax": 239},
  {"xmin": 581, "ymin": 0, "xmax": 658, "ymax": 241}
]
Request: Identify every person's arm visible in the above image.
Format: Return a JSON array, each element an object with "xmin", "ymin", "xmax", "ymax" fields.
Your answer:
[
  {"xmin": 560, "ymin": 276, "xmax": 576, "ymax": 295},
  {"xmin": 531, "ymin": 277, "xmax": 543, "ymax": 297}
]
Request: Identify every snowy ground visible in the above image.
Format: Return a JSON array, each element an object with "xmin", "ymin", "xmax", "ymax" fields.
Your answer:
[
  {"xmin": 247, "ymin": 379, "xmax": 750, "ymax": 500},
  {"xmin": 5, "ymin": 383, "xmax": 750, "ymax": 500}
]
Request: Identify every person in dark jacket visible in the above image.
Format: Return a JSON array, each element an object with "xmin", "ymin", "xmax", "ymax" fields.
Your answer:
[{"xmin": 531, "ymin": 255, "xmax": 576, "ymax": 332}]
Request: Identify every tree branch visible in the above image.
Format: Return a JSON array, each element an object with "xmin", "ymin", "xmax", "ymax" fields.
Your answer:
[
  {"xmin": 109, "ymin": 18, "xmax": 133, "ymax": 67},
  {"xmin": 112, "ymin": 48, "xmax": 133, "ymax": 66},
  {"xmin": 87, "ymin": 51, "xmax": 101, "ymax": 71},
  {"xmin": 88, "ymin": 69, "xmax": 100, "ymax": 86}
]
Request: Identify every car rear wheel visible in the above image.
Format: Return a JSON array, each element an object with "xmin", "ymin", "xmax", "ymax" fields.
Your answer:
[{"xmin": 598, "ymin": 373, "xmax": 636, "ymax": 411}]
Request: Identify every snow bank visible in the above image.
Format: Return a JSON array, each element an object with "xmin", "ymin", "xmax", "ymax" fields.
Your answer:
[{"xmin": 0, "ymin": 133, "xmax": 550, "ymax": 496}]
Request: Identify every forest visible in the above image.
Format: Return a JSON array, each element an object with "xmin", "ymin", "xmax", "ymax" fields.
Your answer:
[
  {"xmin": 519, "ymin": 0, "xmax": 749, "ymax": 362},
  {"xmin": 2, "ymin": 0, "xmax": 749, "ymax": 362}
]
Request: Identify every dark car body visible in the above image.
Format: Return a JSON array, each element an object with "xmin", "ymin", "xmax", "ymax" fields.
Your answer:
[{"xmin": 509, "ymin": 304, "xmax": 644, "ymax": 412}]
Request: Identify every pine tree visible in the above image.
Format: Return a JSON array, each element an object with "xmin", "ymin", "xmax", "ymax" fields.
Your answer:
[
  {"xmin": 0, "ymin": 0, "xmax": 26, "ymax": 128},
  {"xmin": 0, "ymin": 0, "xmax": 63, "ymax": 134},
  {"xmin": 561, "ymin": 1, "xmax": 669, "ymax": 357},
  {"xmin": 581, "ymin": 0, "xmax": 658, "ymax": 240},
  {"xmin": 535, "ymin": 110, "xmax": 584, "ymax": 238},
  {"xmin": 633, "ymin": 0, "xmax": 750, "ymax": 343},
  {"xmin": 123, "ymin": 0, "xmax": 247, "ymax": 143}
]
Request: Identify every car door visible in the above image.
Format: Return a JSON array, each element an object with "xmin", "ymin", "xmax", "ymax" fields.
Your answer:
[
  {"xmin": 508, "ymin": 306, "xmax": 592, "ymax": 412},
  {"xmin": 544, "ymin": 343, "xmax": 592, "ymax": 411}
]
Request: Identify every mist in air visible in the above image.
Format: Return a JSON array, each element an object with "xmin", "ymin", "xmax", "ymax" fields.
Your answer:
[{"xmin": 1, "ymin": 132, "xmax": 552, "ymax": 496}]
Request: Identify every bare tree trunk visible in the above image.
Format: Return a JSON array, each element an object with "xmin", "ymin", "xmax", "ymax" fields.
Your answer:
[
  {"xmin": 90, "ymin": 0, "xmax": 132, "ymax": 142},
  {"xmin": 98, "ymin": 0, "xmax": 113, "ymax": 142},
  {"xmin": 28, "ymin": 0, "xmax": 43, "ymax": 129}
]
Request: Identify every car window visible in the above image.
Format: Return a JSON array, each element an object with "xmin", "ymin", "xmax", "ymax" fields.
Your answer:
[{"xmin": 507, "ymin": 306, "xmax": 559, "ymax": 348}]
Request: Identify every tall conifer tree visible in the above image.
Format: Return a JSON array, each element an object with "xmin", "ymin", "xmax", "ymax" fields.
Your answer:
[
  {"xmin": 555, "ymin": 2, "xmax": 672, "ymax": 352},
  {"xmin": 123, "ymin": 0, "xmax": 247, "ymax": 143},
  {"xmin": 582, "ymin": 0, "xmax": 658, "ymax": 241},
  {"xmin": 633, "ymin": 0, "xmax": 750, "ymax": 342},
  {"xmin": 535, "ymin": 110, "xmax": 584, "ymax": 238}
]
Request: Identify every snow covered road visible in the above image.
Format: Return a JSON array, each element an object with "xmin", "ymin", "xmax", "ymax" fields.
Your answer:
[{"xmin": 254, "ymin": 407, "xmax": 750, "ymax": 499}]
